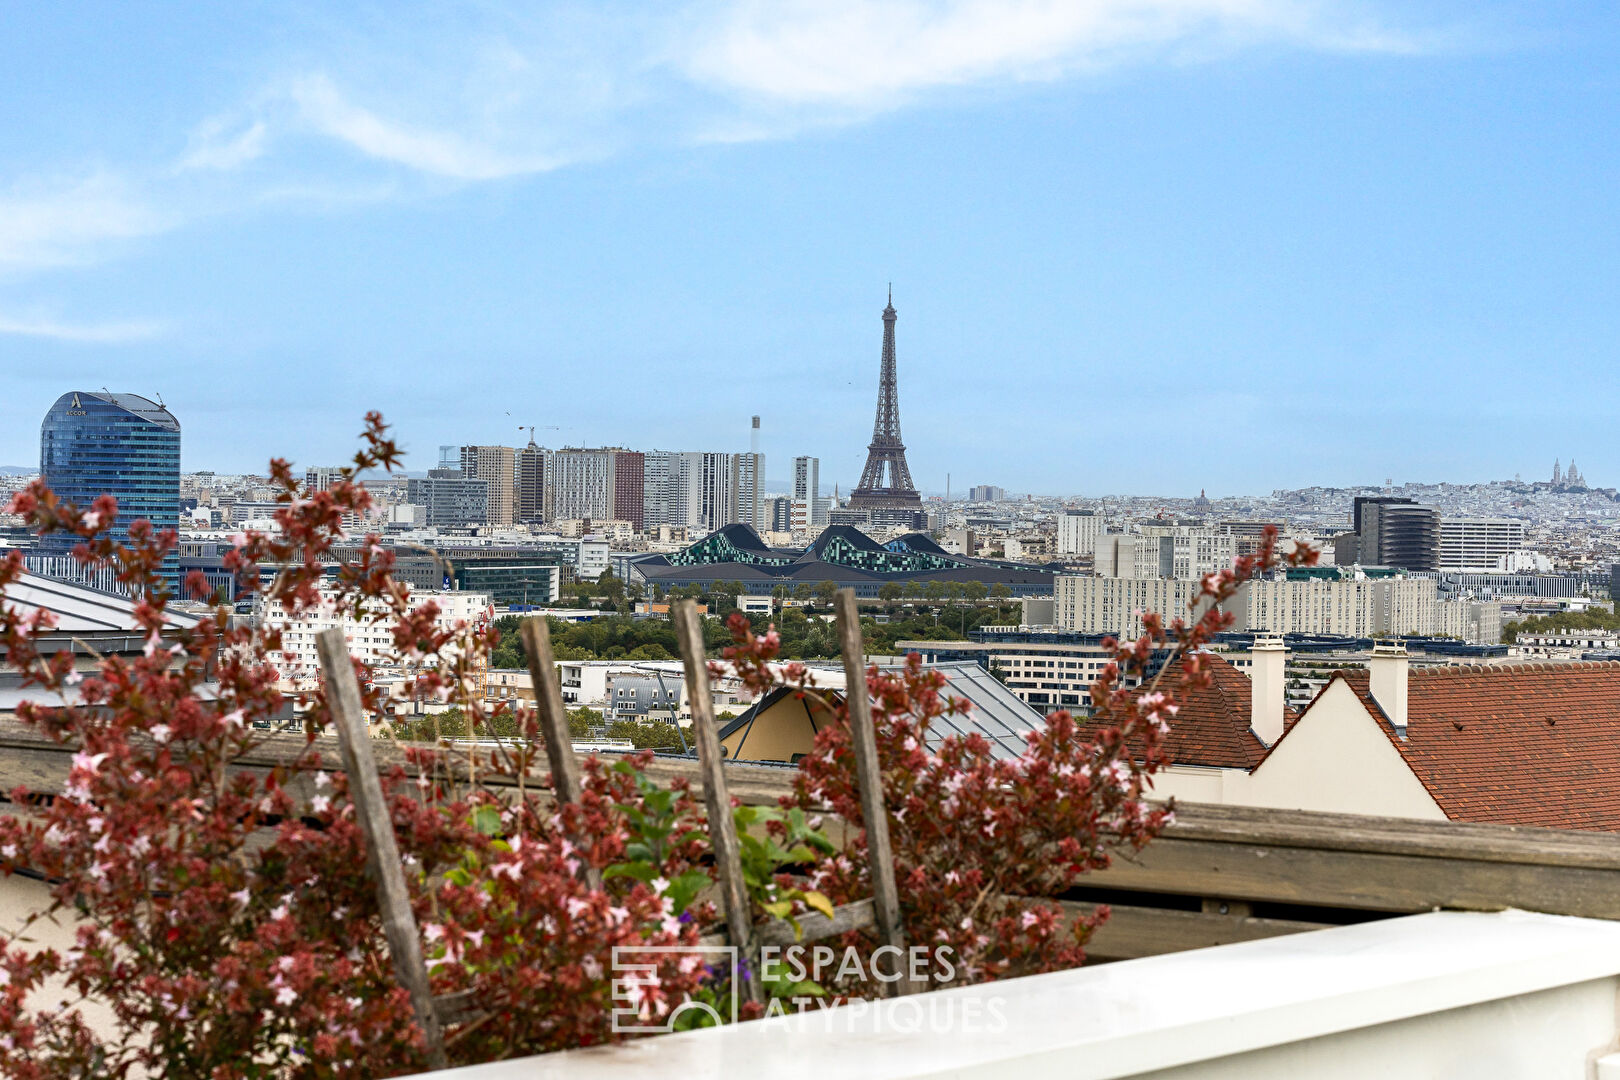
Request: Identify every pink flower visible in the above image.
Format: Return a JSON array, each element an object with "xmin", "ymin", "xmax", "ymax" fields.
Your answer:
[{"xmin": 71, "ymin": 751, "xmax": 108, "ymax": 774}]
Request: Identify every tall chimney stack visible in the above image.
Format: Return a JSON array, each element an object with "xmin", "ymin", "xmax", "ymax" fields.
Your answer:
[
  {"xmin": 1368, "ymin": 642, "xmax": 1409, "ymax": 737},
  {"xmin": 1249, "ymin": 636, "xmax": 1287, "ymax": 746}
]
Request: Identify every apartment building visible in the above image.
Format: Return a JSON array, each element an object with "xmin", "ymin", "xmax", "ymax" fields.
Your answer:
[
  {"xmin": 550, "ymin": 449, "xmax": 616, "ymax": 522},
  {"xmin": 1056, "ymin": 509, "xmax": 1103, "ymax": 556},
  {"xmin": 258, "ymin": 588, "xmax": 492, "ymax": 683},
  {"xmin": 1056, "ymin": 570, "xmax": 1491, "ymax": 642},
  {"xmin": 1055, "ymin": 576, "xmax": 1208, "ymax": 638},
  {"xmin": 1092, "ymin": 525, "xmax": 1236, "ymax": 580},
  {"xmin": 1228, "ymin": 575, "xmax": 1438, "ymax": 638}
]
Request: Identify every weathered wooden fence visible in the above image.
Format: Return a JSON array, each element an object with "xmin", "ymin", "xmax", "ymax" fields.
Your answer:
[{"xmin": 309, "ymin": 589, "xmax": 914, "ymax": 1055}]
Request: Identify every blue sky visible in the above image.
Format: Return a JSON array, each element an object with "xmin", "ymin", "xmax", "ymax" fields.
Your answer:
[{"xmin": 1, "ymin": 1, "xmax": 1615, "ymax": 496}]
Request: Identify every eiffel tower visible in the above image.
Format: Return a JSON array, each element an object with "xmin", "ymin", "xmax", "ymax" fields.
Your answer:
[{"xmin": 848, "ymin": 288, "xmax": 922, "ymax": 510}]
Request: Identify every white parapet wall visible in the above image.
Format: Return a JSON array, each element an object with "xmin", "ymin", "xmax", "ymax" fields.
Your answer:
[{"xmin": 419, "ymin": 910, "xmax": 1620, "ymax": 1080}]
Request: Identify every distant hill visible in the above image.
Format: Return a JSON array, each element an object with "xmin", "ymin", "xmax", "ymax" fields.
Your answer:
[{"xmin": 0, "ymin": 466, "xmax": 36, "ymax": 476}]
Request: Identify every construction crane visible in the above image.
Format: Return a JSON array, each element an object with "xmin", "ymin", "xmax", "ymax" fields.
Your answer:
[{"xmin": 520, "ymin": 424, "xmax": 561, "ymax": 445}]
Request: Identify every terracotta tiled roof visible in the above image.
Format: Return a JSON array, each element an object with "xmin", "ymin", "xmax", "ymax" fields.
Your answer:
[
  {"xmin": 1336, "ymin": 662, "xmax": 1620, "ymax": 832},
  {"xmin": 1083, "ymin": 654, "xmax": 1289, "ymax": 770}
]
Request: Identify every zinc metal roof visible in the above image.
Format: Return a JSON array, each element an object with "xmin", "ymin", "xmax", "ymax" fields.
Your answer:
[
  {"xmin": 925, "ymin": 660, "xmax": 1047, "ymax": 760},
  {"xmin": 1, "ymin": 572, "xmax": 201, "ymax": 632}
]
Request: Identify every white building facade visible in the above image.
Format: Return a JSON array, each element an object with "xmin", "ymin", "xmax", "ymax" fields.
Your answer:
[
  {"xmin": 1439, "ymin": 518, "xmax": 1527, "ymax": 571},
  {"xmin": 259, "ymin": 588, "xmax": 493, "ymax": 683}
]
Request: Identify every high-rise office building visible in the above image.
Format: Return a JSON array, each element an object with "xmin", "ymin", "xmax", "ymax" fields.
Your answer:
[
  {"xmin": 34, "ymin": 392, "xmax": 181, "ymax": 589},
  {"xmin": 459, "ymin": 446, "xmax": 517, "ymax": 526},
  {"xmin": 516, "ymin": 441, "xmax": 546, "ymax": 524},
  {"xmin": 1353, "ymin": 497, "xmax": 1441, "ymax": 571},
  {"xmin": 407, "ymin": 470, "xmax": 488, "ymax": 526}
]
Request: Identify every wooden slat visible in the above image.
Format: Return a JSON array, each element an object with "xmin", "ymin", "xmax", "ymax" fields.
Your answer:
[
  {"xmin": 701, "ymin": 898, "xmax": 878, "ymax": 949},
  {"xmin": 316, "ymin": 629, "xmax": 447, "ymax": 1070},
  {"xmin": 1088, "ymin": 834, "xmax": 1620, "ymax": 919},
  {"xmin": 519, "ymin": 617, "xmax": 601, "ymax": 890},
  {"xmin": 1061, "ymin": 901, "xmax": 1330, "ymax": 960},
  {"xmin": 1161, "ymin": 800, "xmax": 1620, "ymax": 869},
  {"xmin": 672, "ymin": 601, "xmax": 760, "ymax": 1005},
  {"xmin": 431, "ymin": 987, "xmax": 484, "ymax": 1026},
  {"xmin": 519, "ymin": 618, "xmax": 584, "ymax": 806},
  {"xmin": 834, "ymin": 588, "xmax": 915, "ymax": 996},
  {"xmin": 762, "ymin": 897, "xmax": 877, "ymax": 948}
]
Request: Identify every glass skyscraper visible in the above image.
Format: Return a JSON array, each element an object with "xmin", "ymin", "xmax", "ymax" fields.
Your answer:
[{"xmin": 36, "ymin": 392, "xmax": 182, "ymax": 590}]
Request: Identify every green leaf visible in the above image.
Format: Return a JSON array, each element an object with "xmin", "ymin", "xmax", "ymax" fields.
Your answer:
[
  {"xmin": 779, "ymin": 979, "xmax": 826, "ymax": 998},
  {"xmin": 604, "ymin": 863, "xmax": 656, "ymax": 882},
  {"xmin": 761, "ymin": 900, "xmax": 793, "ymax": 919},
  {"xmin": 665, "ymin": 869, "xmax": 712, "ymax": 915},
  {"xmin": 444, "ymin": 867, "xmax": 473, "ymax": 888},
  {"xmin": 471, "ymin": 805, "xmax": 503, "ymax": 836}
]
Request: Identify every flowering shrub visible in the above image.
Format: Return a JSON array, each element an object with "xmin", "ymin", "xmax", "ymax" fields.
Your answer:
[{"xmin": 0, "ymin": 417, "xmax": 712, "ymax": 1077}]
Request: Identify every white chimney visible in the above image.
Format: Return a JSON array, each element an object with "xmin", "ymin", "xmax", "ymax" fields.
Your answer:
[
  {"xmin": 1368, "ymin": 642, "xmax": 1409, "ymax": 736},
  {"xmin": 1249, "ymin": 636, "xmax": 1287, "ymax": 746}
]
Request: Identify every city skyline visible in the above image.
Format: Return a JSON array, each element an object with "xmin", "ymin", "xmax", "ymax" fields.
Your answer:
[{"xmin": 4, "ymin": 3, "xmax": 1620, "ymax": 492}]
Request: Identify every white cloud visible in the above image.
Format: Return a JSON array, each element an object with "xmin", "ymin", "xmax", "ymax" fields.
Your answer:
[
  {"xmin": 287, "ymin": 74, "xmax": 569, "ymax": 180},
  {"xmin": 680, "ymin": 0, "xmax": 1426, "ymax": 109},
  {"xmin": 263, "ymin": 2, "xmax": 1427, "ymax": 172},
  {"xmin": 0, "ymin": 314, "xmax": 165, "ymax": 344},
  {"xmin": 179, "ymin": 117, "xmax": 269, "ymax": 171},
  {"xmin": 0, "ymin": 0, "xmax": 1431, "ymax": 271},
  {"xmin": 0, "ymin": 174, "xmax": 171, "ymax": 270}
]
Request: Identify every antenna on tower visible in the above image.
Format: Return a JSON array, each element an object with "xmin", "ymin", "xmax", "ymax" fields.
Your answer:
[{"xmin": 155, "ymin": 392, "xmax": 165, "ymax": 408}]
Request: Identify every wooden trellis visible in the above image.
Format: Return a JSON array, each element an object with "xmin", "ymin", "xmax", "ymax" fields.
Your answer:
[
  {"xmin": 313, "ymin": 587, "xmax": 914, "ymax": 1059},
  {"xmin": 667, "ymin": 592, "xmax": 915, "ymax": 1000}
]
